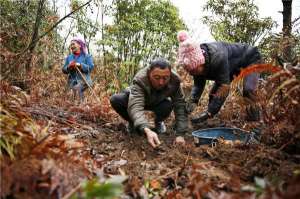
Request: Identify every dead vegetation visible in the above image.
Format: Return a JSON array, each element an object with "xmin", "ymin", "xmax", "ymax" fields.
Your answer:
[{"xmin": 1, "ymin": 62, "xmax": 300, "ymax": 199}]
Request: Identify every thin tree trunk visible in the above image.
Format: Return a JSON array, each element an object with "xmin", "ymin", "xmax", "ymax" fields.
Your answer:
[
  {"xmin": 86, "ymin": 3, "xmax": 101, "ymax": 55},
  {"xmin": 62, "ymin": 20, "xmax": 75, "ymax": 53},
  {"xmin": 26, "ymin": 0, "xmax": 46, "ymax": 71},
  {"xmin": 83, "ymin": 33, "xmax": 89, "ymax": 54},
  {"xmin": 282, "ymin": 0, "xmax": 293, "ymax": 62},
  {"xmin": 101, "ymin": 1, "xmax": 105, "ymax": 65}
]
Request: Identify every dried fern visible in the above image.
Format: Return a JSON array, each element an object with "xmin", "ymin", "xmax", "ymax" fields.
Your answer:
[
  {"xmin": 231, "ymin": 64, "xmax": 282, "ymax": 95},
  {"xmin": 268, "ymin": 78, "xmax": 299, "ymax": 104},
  {"xmin": 233, "ymin": 64, "xmax": 281, "ymax": 83}
]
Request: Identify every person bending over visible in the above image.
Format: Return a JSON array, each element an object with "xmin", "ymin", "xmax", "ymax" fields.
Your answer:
[{"xmin": 177, "ymin": 30, "xmax": 261, "ymax": 123}]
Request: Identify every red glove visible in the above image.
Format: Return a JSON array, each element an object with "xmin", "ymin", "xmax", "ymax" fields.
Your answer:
[{"xmin": 68, "ymin": 61, "xmax": 76, "ymax": 69}]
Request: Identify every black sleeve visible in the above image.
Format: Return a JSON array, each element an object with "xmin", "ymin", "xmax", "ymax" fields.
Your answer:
[
  {"xmin": 207, "ymin": 58, "xmax": 230, "ymax": 115},
  {"xmin": 207, "ymin": 84, "xmax": 229, "ymax": 115},
  {"xmin": 191, "ymin": 75, "xmax": 206, "ymax": 103}
]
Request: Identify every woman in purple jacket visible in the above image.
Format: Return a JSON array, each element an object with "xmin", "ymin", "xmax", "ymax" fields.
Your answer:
[
  {"xmin": 177, "ymin": 30, "xmax": 261, "ymax": 122},
  {"xmin": 62, "ymin": 38, "xmax": 94, "ymax": 101}
]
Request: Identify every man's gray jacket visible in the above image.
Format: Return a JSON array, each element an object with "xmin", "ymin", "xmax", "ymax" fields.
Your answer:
[{"xmin": 128, "ymin": 67, "xmax": 188, "ymax": 133}]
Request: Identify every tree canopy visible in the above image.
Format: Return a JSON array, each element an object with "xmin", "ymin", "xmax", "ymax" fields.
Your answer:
[
  {"xmin": 100, "ymin": 0, "xmax": 185, "ymax": 65},
  {"xmin": 203, "ymin": 0, "xmax": 276, "ymax": 45}
]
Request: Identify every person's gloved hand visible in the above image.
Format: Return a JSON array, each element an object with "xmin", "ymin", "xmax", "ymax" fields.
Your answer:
[
  {"xmin": 191, "ymin": 111, "xmax": 212, "ymax": 124},
  {"xmin": 68, "ymin": 61, "xmax": 76, "ymax": 70}
]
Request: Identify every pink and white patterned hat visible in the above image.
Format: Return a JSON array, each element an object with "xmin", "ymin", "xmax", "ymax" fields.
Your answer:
[{"xmin": 176, "ymin": 30, "xmax": 205, "ymax": 72}]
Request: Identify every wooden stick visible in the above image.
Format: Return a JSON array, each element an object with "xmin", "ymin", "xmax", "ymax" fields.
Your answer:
[
  {"xmin": 75, "ymin": 66, "xmax": 101, "ymax": 103},
  {"xmin": 28, "ymin": 109, "xmax": 79, "ymax": 127},
  {"xmin": 156, "ymin": 167, "xmax": 182, "ymax": 180}
]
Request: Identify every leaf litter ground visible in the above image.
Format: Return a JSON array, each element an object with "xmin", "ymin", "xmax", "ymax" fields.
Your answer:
[{"xmin": 1, "ymin": 65, "xmax": 300, "ymax": 198}]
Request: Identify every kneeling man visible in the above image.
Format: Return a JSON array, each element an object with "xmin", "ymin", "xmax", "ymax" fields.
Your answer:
[{"xmin": 110, "ymin": 58, "xmax": 188, "ymax": 148}]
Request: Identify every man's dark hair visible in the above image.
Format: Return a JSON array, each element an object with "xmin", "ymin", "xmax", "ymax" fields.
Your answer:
[{"xmin": 149, "ymin": 58, "xmax": 171, "ymax": 71}]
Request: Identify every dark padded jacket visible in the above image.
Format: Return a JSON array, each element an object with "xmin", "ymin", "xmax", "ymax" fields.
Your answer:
[
  {"xmin": 191, "ymin": 42, "xmax": 261, "ymax": 115},
  {"xmin": 128, "ymin": 67, "xmax": 188, "ymax": 132}
]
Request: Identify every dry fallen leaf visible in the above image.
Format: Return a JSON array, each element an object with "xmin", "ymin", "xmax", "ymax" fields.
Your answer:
[{"xmin": 150, "ymin": 179, "xmax": 161, "ymax": 190}]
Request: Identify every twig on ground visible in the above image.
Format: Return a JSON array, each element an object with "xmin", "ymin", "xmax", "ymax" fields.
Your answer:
[
  {"xmin": 61, "ymin": 182, "xmax": 83, "ymax": 199},
  {"xmin": 156, "ymin": 167, "xmax": 182, "ymax": 180},
  {"xmin": 184, "ymin": 149, "xmax": 191, "ymax": 166}
]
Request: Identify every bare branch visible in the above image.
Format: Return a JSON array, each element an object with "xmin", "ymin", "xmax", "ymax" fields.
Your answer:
[{"xmin": 19, "ymin": 0, "xmax": 93, "ymax": 55}]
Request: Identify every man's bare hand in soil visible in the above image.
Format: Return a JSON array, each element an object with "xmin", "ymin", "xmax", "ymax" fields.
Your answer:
[{"xmin": 144, "ymin": 127, "xmax": 161, "ymax": 148}]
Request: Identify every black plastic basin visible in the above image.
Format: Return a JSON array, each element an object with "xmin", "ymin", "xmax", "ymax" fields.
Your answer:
[{"xmin": 192, "ymin": 127, "xmax": 252, "ymax": 146}]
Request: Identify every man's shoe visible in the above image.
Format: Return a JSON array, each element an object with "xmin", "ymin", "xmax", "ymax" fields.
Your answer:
[{"xmin": 155, "ymin": 121, "xmax": 167, "ymax": 134}]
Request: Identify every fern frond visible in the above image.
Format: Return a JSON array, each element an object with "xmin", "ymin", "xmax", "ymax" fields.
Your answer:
[
  {"xmin": 285, "ymin": 84, "xmax": 300, "ymax": 98},
  {"xmin": 268, "ymin": 78, "xmax": 299, "ymax": 104},
  {"xmin": 231, "ymin": 64, "xmax": 282, "ymax": 95},
  {"xmin": 233, "ymin": 64, "xmax": 282, "ymax": 83},
  {"xmin": 269, "ymin": 69, "xmax": 293, "ymax": 82}
]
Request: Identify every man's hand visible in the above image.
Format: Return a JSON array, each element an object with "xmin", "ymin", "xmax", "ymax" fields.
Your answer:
[
  {"xmin": 144, "ymin": 127, "xmax": 161, "ymax": 148},
  {"xmin": 191, "ymin": 111, "xmax": 212, "ymax": 124}
]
